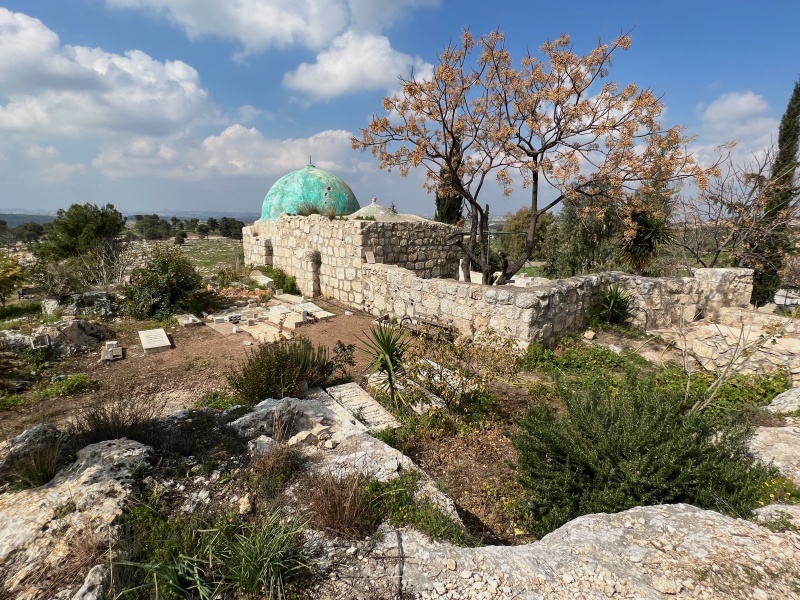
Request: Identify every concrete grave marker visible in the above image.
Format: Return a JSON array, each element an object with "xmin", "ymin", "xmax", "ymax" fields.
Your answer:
[
  {"xmin": 326, "ymin": 383, "xmax": 400, "ymax": 432},
  {"xmin": 138, "ymin": 328, "xmax": 171, "ymax": 355},
  {"xmin": 176, "ymin": 313, "xmax": 203, "ymax": 327},
  {"xmin": 294, "ymin": 302, "xmax": 324, "ymax": 313}
]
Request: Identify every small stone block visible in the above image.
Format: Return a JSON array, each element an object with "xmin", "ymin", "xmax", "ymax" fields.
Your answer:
[
  {"xmin": 364, "ymin": 250, "xmax": 376, "ymax": 264},
  {"xmin": 138, "ymin": 328, "xmax": 171, "ymax": 354},
  {"xmin": 176, "ymin": 313, "xmax": 202, "ymax": 327}
]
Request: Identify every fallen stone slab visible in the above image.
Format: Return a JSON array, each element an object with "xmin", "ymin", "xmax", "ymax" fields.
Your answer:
[
  {"xmin": 326, "ymin": 382, "xmax": 400, "ymax": 432},
  {"xmin": 175, "ymin": 313, "xmax": 203, "ymax": 327}
]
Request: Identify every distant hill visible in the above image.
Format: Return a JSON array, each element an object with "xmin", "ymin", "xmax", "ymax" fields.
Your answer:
[{"xmin": 0, "ymin": 213, "xmax": 55, "ymax": 227}]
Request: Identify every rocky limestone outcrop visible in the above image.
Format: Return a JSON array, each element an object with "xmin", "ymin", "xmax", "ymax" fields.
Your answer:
[
  {"xmin": 322, "ymin": 504, "xmax": 800, "ymax": 599},
  {"xmin": 0, "ymin": 438, "xmax": 150, "ymax": 600},
  {"xmin": 0, "ymin": 423, "xmax": 64, "ymax": 488},
  {"xmin": 766, "ymin": 387, "xmax": 800, "ymax": 413},
  {"xmin": 749, "ymin": 417, "xmax": 800, "ymax": 483}
]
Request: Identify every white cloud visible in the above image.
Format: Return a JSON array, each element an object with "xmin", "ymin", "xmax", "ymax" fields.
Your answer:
[
  {"xmin": 105, "ymin": 0, "xmax": 439, "ymax": 53},
  {"xmin": 693, "ymin": 91, "xmax": 779, "ymax": 165},
  {"xmin": 24, "ymin": 144, "xmax": 58, "ymax": 159},
  {"xmin": 93, "ymin": 136, "xmax": 181, "ymax": 178},
  {"xmin": 198, "ymin": 125, "xmax": 361, "ymax": 175},
  {"xmin": 283, "ymin": 31, "xmax": 432, "ymax": 99},
  {"xmin": 0, "ymin": 8, "xmax": 217, "ymax": 137}
]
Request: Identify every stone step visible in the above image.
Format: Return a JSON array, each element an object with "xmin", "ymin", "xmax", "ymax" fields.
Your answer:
[{"xmin": 325, "ymin": 382, "xmax": 400, "ymax": 432}]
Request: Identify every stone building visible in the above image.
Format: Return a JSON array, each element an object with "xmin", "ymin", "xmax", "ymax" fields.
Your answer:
[{"xmin": 243, "ymin": 166, "xmax": 756, "ymax": 347}]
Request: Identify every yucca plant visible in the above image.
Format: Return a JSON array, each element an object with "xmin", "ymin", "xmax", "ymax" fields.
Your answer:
[
  {"xmin": 358, "ymin": 324, "xmax": 409, "ymax": 409},
  {"xmin": 619, "ymin": 210, "xmax": 672, "ymax": 275},
  {"xmin": 589, "ymin": 283, "xmax": 632, "ymax": 326}
]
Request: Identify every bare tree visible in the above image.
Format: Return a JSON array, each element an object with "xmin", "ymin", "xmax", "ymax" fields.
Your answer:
[
  {"xmin": 672, "ymin": 145, "xmax": 799, "ymax": 273},
  {"xmin": 354, "ymin": 30, "xmax": 714, "ymax": 283}
]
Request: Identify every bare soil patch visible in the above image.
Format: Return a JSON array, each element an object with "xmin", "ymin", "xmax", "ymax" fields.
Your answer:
[{"xmin": 0, "ymin": 301, "xmax": 377, "ymax": 441}]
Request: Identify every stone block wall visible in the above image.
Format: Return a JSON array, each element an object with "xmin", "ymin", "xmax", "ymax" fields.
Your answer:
[
  {"xmin": 361, "ymin": 264, "xmax": 754, "ymax": 347},
  {"xmin": 242, "ymin": 215, "xmax": 460, "ymax": 303},
  {"xmin": 620, "ymin": 268, "xmax": 754, "ymax": 330}
]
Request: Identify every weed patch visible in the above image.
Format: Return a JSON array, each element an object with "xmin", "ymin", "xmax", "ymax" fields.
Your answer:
[{"xmin": 40, "ymin": 373, "xmax": 97, "ymax": 398}]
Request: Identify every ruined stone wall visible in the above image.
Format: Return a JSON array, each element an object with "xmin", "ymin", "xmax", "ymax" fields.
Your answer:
[
  {"xmin": 620, "ymin": 268, "xmax": 753, "ymax": 330},
  {"xmin": 242, "ymin": 216, "xmax": 460, "ymax": 302},
  {"xmin": 361, "ymin": 264, "xmax": 754, "ymax": 347}
]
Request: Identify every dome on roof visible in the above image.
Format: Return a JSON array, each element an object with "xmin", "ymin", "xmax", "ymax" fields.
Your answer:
[{"xmin": 260, "ymin": 165, "xmax": 360, "ymax": 221}]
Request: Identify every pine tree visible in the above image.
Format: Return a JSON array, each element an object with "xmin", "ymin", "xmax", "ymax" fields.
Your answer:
[{"xmin": 748, "ymin": 78, "xmax": 800, "ymax": 305}]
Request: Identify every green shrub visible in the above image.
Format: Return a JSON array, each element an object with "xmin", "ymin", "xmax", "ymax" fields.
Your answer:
[
  {"xmin": 0, "ymin": 301, "xmax": 41, "ymax": 320},
  {"xmin": 304, "ymin": 470, "xmax": 474, "ymax": 545},
  {"xmin": 124, "ymin": 245, "xmax": 203, "ymax": 320},
  {"xmin": 256, "ymin": 267, "xmax": 299, "ymax": 295},
  {"xmin": 363, "ymin": 471, "xmax": 475, "ymax": 546},
  {"xmin": 513, "ymin": 371, "xmax": 780, "ymax": 537},
  {"xmin": 588, "ymin": 283, "xmax": 631, "ymax": 326},
  {"xmin": 593, "ymin": 284, "xmax": 631, "ymax": 324},
  {"xmin": 40, "ymin": 373, "xmax": 97, "ymax": 398},
  {"xmin": 521, "ymin": 338, "xmax": 649, "ymax": 376},
  {"xmin": 227, "ymin": 337, "xmax": 335, "ymax": 404},
  {"xmin": 358, "ymin": 324, "xmax": 409, "ymax": 409},
  {"xmin": 0, "ymin": 392, "xmax": 26, "ymax": 411},
  {"xmin": 654, "ymin": 366, "xmax": 791, "ymax": 424}
]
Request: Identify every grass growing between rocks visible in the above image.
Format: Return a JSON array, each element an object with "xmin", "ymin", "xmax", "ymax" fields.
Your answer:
[
  {"xmin": 113, "ymin": 500, "xmax": 316, "ymax": 599},
  {"xmin": 39, "ymin": 373, "xmax": 97, "ymax": 399},
  {"xmin": 304, "ymin": 470, "xmax": 476, "ymax": 546}
]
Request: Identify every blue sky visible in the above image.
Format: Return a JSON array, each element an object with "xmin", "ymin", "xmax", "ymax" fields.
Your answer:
[{"xmin": 0, "ymin": 0, "xmax": 798, "ymax": 217}]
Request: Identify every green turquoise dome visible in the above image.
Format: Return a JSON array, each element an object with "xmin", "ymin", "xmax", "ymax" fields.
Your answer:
[{"xmin": 260, "ymin": 165, "xmax": 360, "ymax": 221}]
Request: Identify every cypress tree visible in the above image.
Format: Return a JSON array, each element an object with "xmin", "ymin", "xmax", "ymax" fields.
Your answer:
[{"xmin": 748, "ymin": 78, "xmax": 800, "ymax": 305}]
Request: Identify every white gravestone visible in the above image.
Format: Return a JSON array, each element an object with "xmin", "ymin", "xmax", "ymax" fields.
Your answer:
[{"xmin": 138, "ymin": 328, "xmax": 171, "ymax": 355}]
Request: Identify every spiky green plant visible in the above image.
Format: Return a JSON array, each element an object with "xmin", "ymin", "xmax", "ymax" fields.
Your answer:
[{"xmin": 358, "ymin": 324, "xmax": 409, "ymax": 409}]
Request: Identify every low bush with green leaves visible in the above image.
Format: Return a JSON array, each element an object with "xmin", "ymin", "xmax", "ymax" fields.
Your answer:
[
  {"xmin": 255, "ymin": 266, "xmax": 300, "ymax": 295},
  {"xmin": 588, "ymin": 283, "xmax": 632, "ymax": 327},
  {"xmin": 304, "ymin": 470, "xmax": 474, "ymax": 546},
  {"xmin": 513, "ymin": 371, "xmax": 788, "ymax": 538},
  {"xmin": 40, "ymin": 373, "xmax": 97, "ymax": 398},
  {"xmin": 124, "ymin": 245, "xmax": 203, "ymax": 320},
  {"xmin": 113, "ymin": 502, "xmax": 315, "ymax": 599},
  {"xmin": 521, "ymin": 337, "xmax": 649, "ymax": 376},
  {"xmin": 196, "ymin": 391, "xmax": 241, "ymax": 410},
  {"xmin": 0, "ymin": 301, "xmax": 41, "ymax": 320},
  {"xmin": 227, "ymin": 337, "xmax": 351, "ymax": 405}
]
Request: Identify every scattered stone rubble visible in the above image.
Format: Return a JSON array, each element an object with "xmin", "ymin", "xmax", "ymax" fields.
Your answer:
[{"xmin": 0, "ymin": 319, "xmax": 114, "ymax": 355}]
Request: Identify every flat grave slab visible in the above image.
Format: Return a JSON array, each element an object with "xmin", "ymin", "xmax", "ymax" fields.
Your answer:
[
  {"xmin": 293, "ymin": 302, "xmax": 325, "ymax": 313},
  {"xmin": 138, "ymin": 328, "xmax": 171, "ymax": 355},
  {"xmin": 267, "ymin": 311, "xmax": 305, "ymax": 329},
  {"xmin": 249, "ymin": 271, "xmax": 275, "ymax": 288},
  {"xmin": 239, "ymin": 322, "xmax": 289, "ymax": 343},
  {"xmin": 326, "ymin": 383, "xmax": 400, "ymax": 432},
  {"xmin": 274, "ymin": 293, "xmax": 304, "ymax": 305},
  {"xmin": 176, "ymin": 313, "xmax": 203, "ymax": 327}
]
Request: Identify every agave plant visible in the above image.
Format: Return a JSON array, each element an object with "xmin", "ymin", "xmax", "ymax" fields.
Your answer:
[{"xmin": 357, "ymin": 324, "xmax": 409, "ymax": 409}]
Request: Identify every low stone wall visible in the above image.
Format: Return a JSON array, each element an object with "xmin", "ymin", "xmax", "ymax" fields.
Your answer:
[
  {"xmin": 242, "ymin": 215, "xmax": 459, "ymax": 303},
  {"xmin": 620, "ymin": 268, "xmax": 753, "ymax": 330},
  {"xmin": 361, "ymin": 265, "xmax": 754, "ymax": 347}
]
